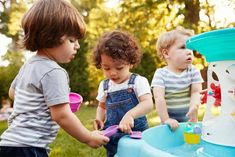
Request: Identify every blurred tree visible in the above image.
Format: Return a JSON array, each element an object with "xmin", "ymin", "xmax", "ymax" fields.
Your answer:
[
  {"xmin": 1, "ymin": 0, "xmax": 234, "ymax": 103},
  {"xmin": 61, "ymin": 0, "xmax": 105, "ymax": 101},
  {"xmin": 0, "ymin": 50, "xmax": 24, "ymax": 106},
  {"xmin": 0, "ymin": 0, "xmax": 28, "ymax": 49},
  {"xmin": 86, "ymin": 0, "xmax": 205, "ymax": 91},
  {"xmin": 0, "ymin": 0, "xmax": 29, "ymax": 103},
  {"xmin": 61, "ymin": 40, "xmax": 91, "ymax": 100}
]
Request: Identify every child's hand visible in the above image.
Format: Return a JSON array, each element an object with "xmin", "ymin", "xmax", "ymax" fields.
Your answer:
[
  {"xmin": 93, "ymin": 119, "xmax": 104, "ymax": 130},
  {"xmin": 119, "ymin": 113, "xmax": 134, "ymax": 134},
  {"xmin": 186, "ymin": 104, "xmax": 199, "ymax": 122},
  {"xmin": 164, "ymin": 118, "xmax": 179, "ymax": 131},
  {"xmin": 87, "ymin": 130, "xmax": 109, "ymax": 148}
]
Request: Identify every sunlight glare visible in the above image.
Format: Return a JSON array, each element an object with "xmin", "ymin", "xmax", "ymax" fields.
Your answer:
[
  {"xmin": 105, "ymin": 0, "xmax": 119, "ymax": 9},
  {"xmin": 210, "ymin": 0, "xmax": 235, "ymax": 25},
  {"xmin": 0, "ymin": 34, "xmax": 12, "ymax": 67}
]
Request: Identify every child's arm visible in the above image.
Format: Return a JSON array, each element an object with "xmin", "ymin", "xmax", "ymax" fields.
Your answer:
[
  {"xmin": 93, "ymin": 102, "xmax": 106, "ymax": 130},
  {"xmin": 153, "ymin": 86, "xmax": 179, "ymax": 131},
  {"xmin": 119, "ymin": 93, "xmax": 153, "ymax": 134},
  {"xmin": 8, "ymin": 87, "xmax": 15, "ymax": 100},
  {"xmin": 186, "ymin": 83, "xmax": 202, "ymax": 122},
  {"xmin": 50, "ymin": 103, "xmax": 109, "ymax": 148}
]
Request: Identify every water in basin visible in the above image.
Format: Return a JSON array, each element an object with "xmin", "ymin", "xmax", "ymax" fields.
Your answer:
[{"xmin": 115, "ymin": 123, "xmax": 235, "ymax": 157}]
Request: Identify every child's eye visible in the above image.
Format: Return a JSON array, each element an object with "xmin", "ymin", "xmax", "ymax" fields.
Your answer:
[
  {"xmin": 103, "ymin": 67, "xmax": 110, "ymax": 71},
  {"xmin": 116, "ymin": 67, "xmax": 124, "ymax": 70},
  {"xmin": 181, "ymin": 45, "xmax": 186, "ymax": 49},
  {"xmin": 69, "ymin": 38, "xmax": 77, "ymax": 43}
]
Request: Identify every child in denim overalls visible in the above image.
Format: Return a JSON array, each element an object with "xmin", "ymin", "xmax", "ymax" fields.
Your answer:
[{"xmin": 92, "ymin": 30, "xmax": 153, "ymax": 157}]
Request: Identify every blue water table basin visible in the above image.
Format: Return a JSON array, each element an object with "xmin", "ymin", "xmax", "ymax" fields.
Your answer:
[
  {"xmin": 115, "ymin": 123, "xmax": 235, "ymax": 157},
  {"xmin": 186, "ymin": 27, "xmax": 235, "ymax": 62},
  {"xmin": 115, "ymin": 28, "xmax": 235, "ymax": 157}
]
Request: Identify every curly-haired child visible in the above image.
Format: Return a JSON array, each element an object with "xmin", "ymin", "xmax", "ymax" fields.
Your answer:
[{"xmin": 92, "ymin": 30, "xmax": 153, "ymax": 157}]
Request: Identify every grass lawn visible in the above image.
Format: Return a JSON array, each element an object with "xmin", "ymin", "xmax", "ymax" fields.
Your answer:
[{"xmin": 0, "ymin": 105, "xmax": 205, "ymax": 157}]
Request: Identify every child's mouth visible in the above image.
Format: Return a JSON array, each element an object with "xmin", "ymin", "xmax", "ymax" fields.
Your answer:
[
  {"xmin": 187, "ymin": 57, "xmax": 192, "ymax": 62},
  {"xmin": 111, "ymin": 78, "xmax": 119, "ymax": 82}
]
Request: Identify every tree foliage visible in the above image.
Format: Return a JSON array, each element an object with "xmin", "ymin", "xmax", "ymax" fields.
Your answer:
[{"xmin": 1, "ymin": 0, "xmax": 235, "ymax": 102}]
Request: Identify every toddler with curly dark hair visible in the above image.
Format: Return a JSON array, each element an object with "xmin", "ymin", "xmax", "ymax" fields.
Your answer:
[{"xmin": 92, "ymin": 30, "xmax": 153, "ymax": 157}]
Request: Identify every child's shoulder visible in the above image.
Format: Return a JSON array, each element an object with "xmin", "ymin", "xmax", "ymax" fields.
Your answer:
[
  {"xmin": 135, "ymin": 73, "xmax": 147, "ymax": 80},
  {"xmin": 154, "ymin": 67, "xmax": 168, "ymax": 75},
  {"xmin": 30, "ymin": 55, "xmax": 65, "ymax": 72},
  {"xmin": 187, "ymin": 65, "xmax": 200, "ymax": 72},
  {"xmin": 31, "ymin": 56, "xmax": 60, "ymax": 67},
  {"xmin": 133, "ymin": 74, "xmax": 149, "ymax": 84}
]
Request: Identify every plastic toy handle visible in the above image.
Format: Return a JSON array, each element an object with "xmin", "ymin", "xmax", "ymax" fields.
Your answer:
[
  {"xmin": 102, "ymin": 125, "xmax": 119, "ymax": 137},
  {"xmin": 130, "ymin": 131, "xmax": 142, "ymax": 139}
]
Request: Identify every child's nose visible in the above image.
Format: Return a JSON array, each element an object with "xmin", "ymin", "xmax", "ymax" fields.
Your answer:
[
  {"xmin": 75, "ymin": 41, "xmax": 80, "ymax": 50},
  {"xmin": 110, "ymin": 70, "xmax": 117, "ymax": 76},
  {"xmin": 187, "ymin": 50, "xmax": 193, "ymax": 55}
]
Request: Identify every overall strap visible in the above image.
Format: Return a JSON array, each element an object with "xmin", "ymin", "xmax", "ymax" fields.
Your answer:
[
  {"xmin": 128, "ymin": 73, "xmax": 138, "ymax": 85},
  {"xmin": 103, "ymin": 79, "xmax": 110, "ymax": 91}
]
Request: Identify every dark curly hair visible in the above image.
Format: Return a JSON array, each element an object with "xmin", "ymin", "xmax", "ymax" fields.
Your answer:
[{"xmin": 93, "ymin": 30, "xmax": 142, "ymax": 69}]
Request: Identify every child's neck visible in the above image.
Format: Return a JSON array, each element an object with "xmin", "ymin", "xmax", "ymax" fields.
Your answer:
[
  {"xmin": 37, "ymin": 50, "xmax": 56, "ymax": 62},
  {"xmin": 110, "ymin": 72, "xmax": 132, "ymax": 84},
  {"xmin": 166, "ymin": 65, "xmax": 186, "ymax": 74}
]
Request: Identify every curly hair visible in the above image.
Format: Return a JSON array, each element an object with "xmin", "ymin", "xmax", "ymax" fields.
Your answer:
[{"xmin": 93, "ymin": 30, "xmax": 142, "ymax": 69}]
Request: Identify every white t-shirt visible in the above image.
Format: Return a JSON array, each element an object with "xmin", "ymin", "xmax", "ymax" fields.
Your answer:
[{"xmin": 97, "ymin": 75, "xmax": 151, "ymax": 102}]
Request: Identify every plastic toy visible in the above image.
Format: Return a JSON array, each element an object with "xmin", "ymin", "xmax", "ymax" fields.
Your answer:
[
  {"xmin": 103, "ymin": 125, "xmax": 142, "ymax": 139},
  {"xmin": 201, "ymin": 83, "xmax": 221, "ymax": 106},
  {"xmin": 114, "ymin": 28, "xmax": 235, "ymax": 157},
  {"xmin": 183, "ymin": 122, "xmax": 201, "ymax": 144},
  {"xmin": 210, "ymin": 83, "xmax": 221, "ymax": 106},
  {"xmin": 69, "ymin": 92, "xmax": 83, "ymax": 112},
  {"xmin": 103, "ymin": 125, "xmax": 119, "ymax": 137},
  {"xmin": 187, "ymin": 28, "xmax": 235, "ymax": 147},
  {"xmin": 130, "ymin": 131, "xmax": 142, "ymax": 139}
]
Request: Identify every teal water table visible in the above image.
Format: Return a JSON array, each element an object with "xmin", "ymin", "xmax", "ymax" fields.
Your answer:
[{"xmin": 115, "ymin": 28, "xmax": 235, "ymax": 157}]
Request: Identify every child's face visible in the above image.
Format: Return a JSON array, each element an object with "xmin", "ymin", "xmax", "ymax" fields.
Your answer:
[
  {"xmin": 100, "ymin": 54, "xmax": 132, "ymax": 84},
  {"xmin": 45, "ymin": 36, "xmax": 80, "ymax": 63},
  {"xmin": 166, "ymin": 34, "xmax": 193, "ymax": 70}
]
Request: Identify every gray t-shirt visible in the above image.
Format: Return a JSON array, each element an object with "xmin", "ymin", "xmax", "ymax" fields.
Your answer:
[{"xmin": 0, "ymin": 55, "xmax": 70, "ymax": 150}]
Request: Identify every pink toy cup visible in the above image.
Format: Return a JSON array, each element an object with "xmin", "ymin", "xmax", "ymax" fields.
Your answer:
[{"xmin": 69, "ymin": 92, "xmax": 83, "ymax": 112}]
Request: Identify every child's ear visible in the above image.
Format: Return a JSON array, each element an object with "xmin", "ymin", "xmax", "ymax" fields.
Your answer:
[{"xmin": 162, "ymin": 49, "xmax": 169, "ymax": 59}]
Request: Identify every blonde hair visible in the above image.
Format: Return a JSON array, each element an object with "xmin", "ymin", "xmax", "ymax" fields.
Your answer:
[{"xmin": 156, "ymin": 26, "xmax": 194, "ymax": 59}]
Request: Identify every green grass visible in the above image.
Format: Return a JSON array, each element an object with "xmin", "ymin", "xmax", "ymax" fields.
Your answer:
[
  {"xmin": 49, "ymin": 106, "xmax": 107, "ymax": 157},
  {"xmin": 0, "ymin": 105, "xmax": 205, "ymax": 157}
]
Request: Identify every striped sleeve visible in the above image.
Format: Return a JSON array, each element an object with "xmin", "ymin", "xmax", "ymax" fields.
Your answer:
[
  {"xmin": 41, "ymin": 69, "xmax": 70, "ymax": 106},
  {"xmin": 191, "ymin": 66, "xmax": 204, "ymax": 84},
  {"xmin": 151, "ymin": 69, "xmax": 165, "ymax": 88},
  {"xmin": 10, "ymin": 64, "xmax": 25, "ymax": 90}
]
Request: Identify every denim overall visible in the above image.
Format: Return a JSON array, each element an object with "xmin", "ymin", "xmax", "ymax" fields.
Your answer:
[
  {"xmin": 168, "ymin": 107, "xmax": 189, "ymax": 122},
  {"xmin": 103, "ymin": 74, "xmax": 149, "ymax": 157}
]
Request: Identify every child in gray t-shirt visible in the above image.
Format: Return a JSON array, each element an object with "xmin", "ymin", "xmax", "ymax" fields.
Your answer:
[
  {"xmin": 0, "ymin": 0, "xmax": 109, "ymax": 157},
  {"xmin": 151, "ymin": 27, "xmax": 203, "ymax": 131}
]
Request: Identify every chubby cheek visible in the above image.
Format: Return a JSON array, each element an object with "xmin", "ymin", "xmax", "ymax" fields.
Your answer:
[
  {"xmin": 60, "ymin": 53, "xmax": 73, "ymax": 63},
  {"xmin": 102, "ymin": 71, "xmax": 110, "ymax": 78},
  {"xmin": 65, "ymin": 51, "xmax": 73, "ymax": 58}
]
